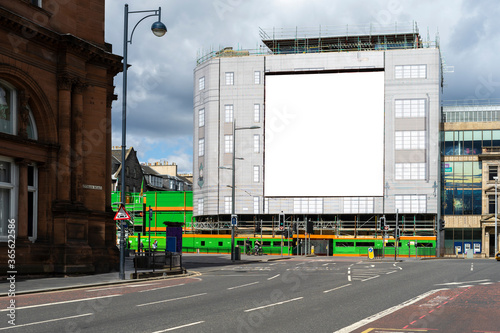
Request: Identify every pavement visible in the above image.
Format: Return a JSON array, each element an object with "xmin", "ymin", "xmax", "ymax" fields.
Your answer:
[{"xmin": 0, "ymin": 253, "xmax": 290, "ymax": 296}]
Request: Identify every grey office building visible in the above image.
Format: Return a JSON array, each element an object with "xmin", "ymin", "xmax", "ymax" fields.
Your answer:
[{"xmin": 193, "ymin": 23, "xmax": 442, "ymax": 237}]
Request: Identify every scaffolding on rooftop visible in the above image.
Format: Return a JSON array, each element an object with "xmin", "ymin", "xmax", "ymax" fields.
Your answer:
[{"xmin": 196, "ymin": 21, "xmax": 440, "ymax": 65}]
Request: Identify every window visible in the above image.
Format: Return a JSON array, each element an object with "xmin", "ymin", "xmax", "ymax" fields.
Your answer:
[
  {"xmin": 489, "ymin": 165, "xmax": 498, "ymax": 181},
  {"xmin": 254, "ymin": 71, "xmax": 261, "ymax": 84},
  {"xmin": 0, "ymin": 158, "xmax": 15, "ymax": 240},
  {"xmin": 198, "ymin": 108, "xmax": 205, "ymax": 127},
  {"xmin": 224, "ymin": 135, "xmax": 233, "ymax": 153},
  {"xmin": 395, "ymin": 131, "xmax": 425, "ymax": 150},
  {"xmin": 198, "ymin": 77, "xmax": 205, "ymax": 90},
  {"xmin": 395, "ymin": 195, "xmax": 426, "ymax": 213},
  {"xmin": 198, "ymin": 138, "xmax": 205, "ymax": 157},
  {"xmin": 224, "ymin": 196, "xmax": 232, "ymax": 214},
  {"xmin": 254, "ymin": 104, "xmax": 260, "ymax": 122},
  {"xmin": 489, "ymin": 195, "xmax": 497, "ymax": 214},
  {"xmin": 395, "ymin": 99, "xmax": 426, "ymax": 118},
  {"xmin": 344, "ymin": 198, "xmax": 374, "ymax": 213},
  {"xmin": 225, "ymin": 105, "xmax": 233, "ymax": 123},
  {"xmin": 198, "ymin": 198, "xmax": 204, "ymax": 215},
  {"xmin": 395, "ymin": 65, "xmax": 427, "ymax": 79},
  {"xmin": 254, "ymin": 134, "xmax": 260, "ymax": 153},
  {"xmin": 0, "ymin": 83, "xmax": 15, "ymax": 135},
  {"xmin": 225, "ymin": 72, "xmax": 234, "ymax": 85},
  {"xmin": 264, "ymin": 198, "xmax": 269, "ymax": 214},
  {"xmin": 254, "ymin": 197, "xmax": 259, "ymax": 214},
  {"xmin": 293, "ymin": 198, "xmax": 323, "ymax": 214},
  {"xmin": 395, "ymin": 163, "xmax": 426, "ymax": 180},
  {"xmin": 253, "ymin": 165, "xmax": 260, "ymax": 182}
]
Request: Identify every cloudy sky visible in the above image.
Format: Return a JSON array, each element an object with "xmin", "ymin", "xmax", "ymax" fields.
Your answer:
[{"xmin": 104, "ymin": 0, "xmax": 500, "ymax": 174}]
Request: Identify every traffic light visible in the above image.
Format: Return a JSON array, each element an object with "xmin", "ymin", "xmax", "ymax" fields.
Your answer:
[
  {"xmin": 255, "ymin": 222, "xmax": 261, "ymax": 233},
  {"xmin": 395, "ymin": 227, "xmax": 401, "ymax": 240},
  {"xmin": 279, "ymin": 212, "xmax": 285, "ymax": 229},
  {"xmin": 284, "ymin": 229, "xmax": 289, "ymax": 239},
  {"xmin": 379, "ymin": 216, "xmax": 386, "ymax": 231},
  {"xmin": 306, "ymin": 219, "xmax": 314, "ymax": 234},
  {"xmin": 439, "ymin": 219, "xmax": 445, "ymax": 231}
]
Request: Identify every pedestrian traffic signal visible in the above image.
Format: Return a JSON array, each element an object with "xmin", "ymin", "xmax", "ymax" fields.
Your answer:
[
  {"xmin": 279, "ymin": 212, "xmax": 285, "ymax": 229},
  {"xmin": 255, "ymin": 222, "xmax": 261, "ymax": 233}
]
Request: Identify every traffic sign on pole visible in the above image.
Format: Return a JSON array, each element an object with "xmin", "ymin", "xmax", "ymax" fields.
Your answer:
[
  {"xmin": 231, "ymin": 214, "xmax": 238, "ymax": 227},
  {"xmin": 114, "ymin": 204, "xmax": 131, "ymax": 221}
]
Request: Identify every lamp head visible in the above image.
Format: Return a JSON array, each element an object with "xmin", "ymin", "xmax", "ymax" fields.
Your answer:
[{"xmin": 151, "ymin": 21, "xmax": 167, "ymax": 37}]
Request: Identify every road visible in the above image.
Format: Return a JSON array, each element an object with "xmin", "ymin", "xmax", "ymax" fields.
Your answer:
[{"xmin": 1, "ymin": 257, "xmax": 499, "ymax": 332}]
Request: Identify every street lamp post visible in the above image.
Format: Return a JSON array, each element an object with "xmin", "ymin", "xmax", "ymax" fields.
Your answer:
[
  {"xmin": 495, "ymin": 176, "xmax": 498, "ymax": 255},
  {"xmin": 119, "ymin": 4, "xmax": 167, "ymax": 280},
  {"xmin": 224, "ymin": 119, "xmax": 260, "ymax": 261}
]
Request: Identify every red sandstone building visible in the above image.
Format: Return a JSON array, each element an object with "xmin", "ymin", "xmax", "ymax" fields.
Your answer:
[{"xmin": 0, "ymin": 0, "xmax": 121, "ymax": 273}]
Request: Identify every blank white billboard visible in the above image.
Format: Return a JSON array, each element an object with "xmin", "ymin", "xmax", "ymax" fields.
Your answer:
[{"xmin": 264, "ymin": 71, "xmax": 384, "ymax": 197}]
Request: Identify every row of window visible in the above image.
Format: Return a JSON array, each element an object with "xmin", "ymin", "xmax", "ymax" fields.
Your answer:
[
  {"xmin": 442, "ymin": 130, "xmax": 500, "ymax": 156},
  {"xmin": 197, "ymin": 194, "xmax": 429, "ymax": 215},
  {"xmin": 198, "ymin": 65, "xmax": 427, "ymax": 91},
  {"xmin": 223, "ymin": 135, "xmax": 260, "ymax": 154},
  {"xmin": 198, "ymin": 71, "xmax": 262, "ymax": 91},
  {"xmin": 198, "ymin": 135, "xmax": 261, "ymax": 156},
  {"xmin": 197, "ymin": 104, "xmax": 261, "ymax": 128},
  {"xmin": 200, "ymin": 130, "xmax": 426, "ymax": 157},
  {"xmin": 343, "ymin": 195, "xmax": 427, "ymax": 214},
  {"xmin": 199, "ymin": 99, "xmax": 425, "ymax": 128}
]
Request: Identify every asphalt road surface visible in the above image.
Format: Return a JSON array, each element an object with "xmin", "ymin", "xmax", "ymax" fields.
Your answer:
[{"xmin": 1, "ymin": 257, "xmax": 499, "ymax": 332}]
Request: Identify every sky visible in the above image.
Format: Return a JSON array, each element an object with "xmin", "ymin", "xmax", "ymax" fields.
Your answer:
[{"xmin": 104, "ymin": 0, "xmax": 500, "ymax": 174}]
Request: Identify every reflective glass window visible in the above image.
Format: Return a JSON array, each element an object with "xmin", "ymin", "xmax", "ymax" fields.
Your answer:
[
  {"xmin": 492, "ymin": 130, "xmax": 500, "ymax": 147},
  {"xmin": 473, "ymin": 131, "xmax": 482, "ymax": 155},
  {"xmin": 483, "ymin": 130, "xmax": 492, "ymax": 147},
  {"xmin": 463, "ymin": 131, "xmax": 473, "ymax": 155}
]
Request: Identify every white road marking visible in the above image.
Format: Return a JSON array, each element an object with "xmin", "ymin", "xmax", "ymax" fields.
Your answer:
[
  {"xmin": 244, "ymin": 297, "xmax": 303, "ymax": 312},
  {"xmin": 479, "ymin": 282, "xmax": 494, "ymax": 285},
  {"xmin": 324, "ymin": 283, "xmax": 352, "ymax": 293},
  {"xmin": 361, "ymin": 275, "xmax": 380, "ymax": 282},
  {"xmin": 227, "ymin": 281, "xmax": 259, "ymax": 290},
  {"xmin": 267, "ymin": 274, "xmax": 280, "ymax": 280},
  {"xmin": 347, "ymin": 267, "xmax": 351, "ymax": 282},
  {"xmin": 471, "ymin": 263, "xmax": 474, "ymax": 271},
  {"xmin": 139, "ymin": 284, "xmax": 185, "ymax": 292},
  {"xmin": 86, "ymin": 283, "xmax": 158, "ymax": 292},
  {"xmin": 0, "ymin": 295, "xmax": 121, "ymax": 312},
  {"xmin": 0, "ymin": 313, "xmax": 93, "ymax": 331},
  {"xmin": 152, "ymin": 321, "xmax": 205, "ymax": 332},
  {"xmin": 333, "ymin": 289, "xmax": 448, "ymax": 333},
  {"xmin": 136, "ymin": 293, "xmax": 207, "ymax": 307},
  {"xmin": 386, "ymin": 271, "xmax": 396, "ymax": 275},
  {"xmin": 435, "ymin": 279, "xmax": 490, "ymax": 286}
]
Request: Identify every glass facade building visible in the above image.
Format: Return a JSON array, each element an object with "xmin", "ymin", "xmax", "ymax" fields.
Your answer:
[{"xmin": 441, "ymin": 104, "xmax": 500, "ymax": 256}]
